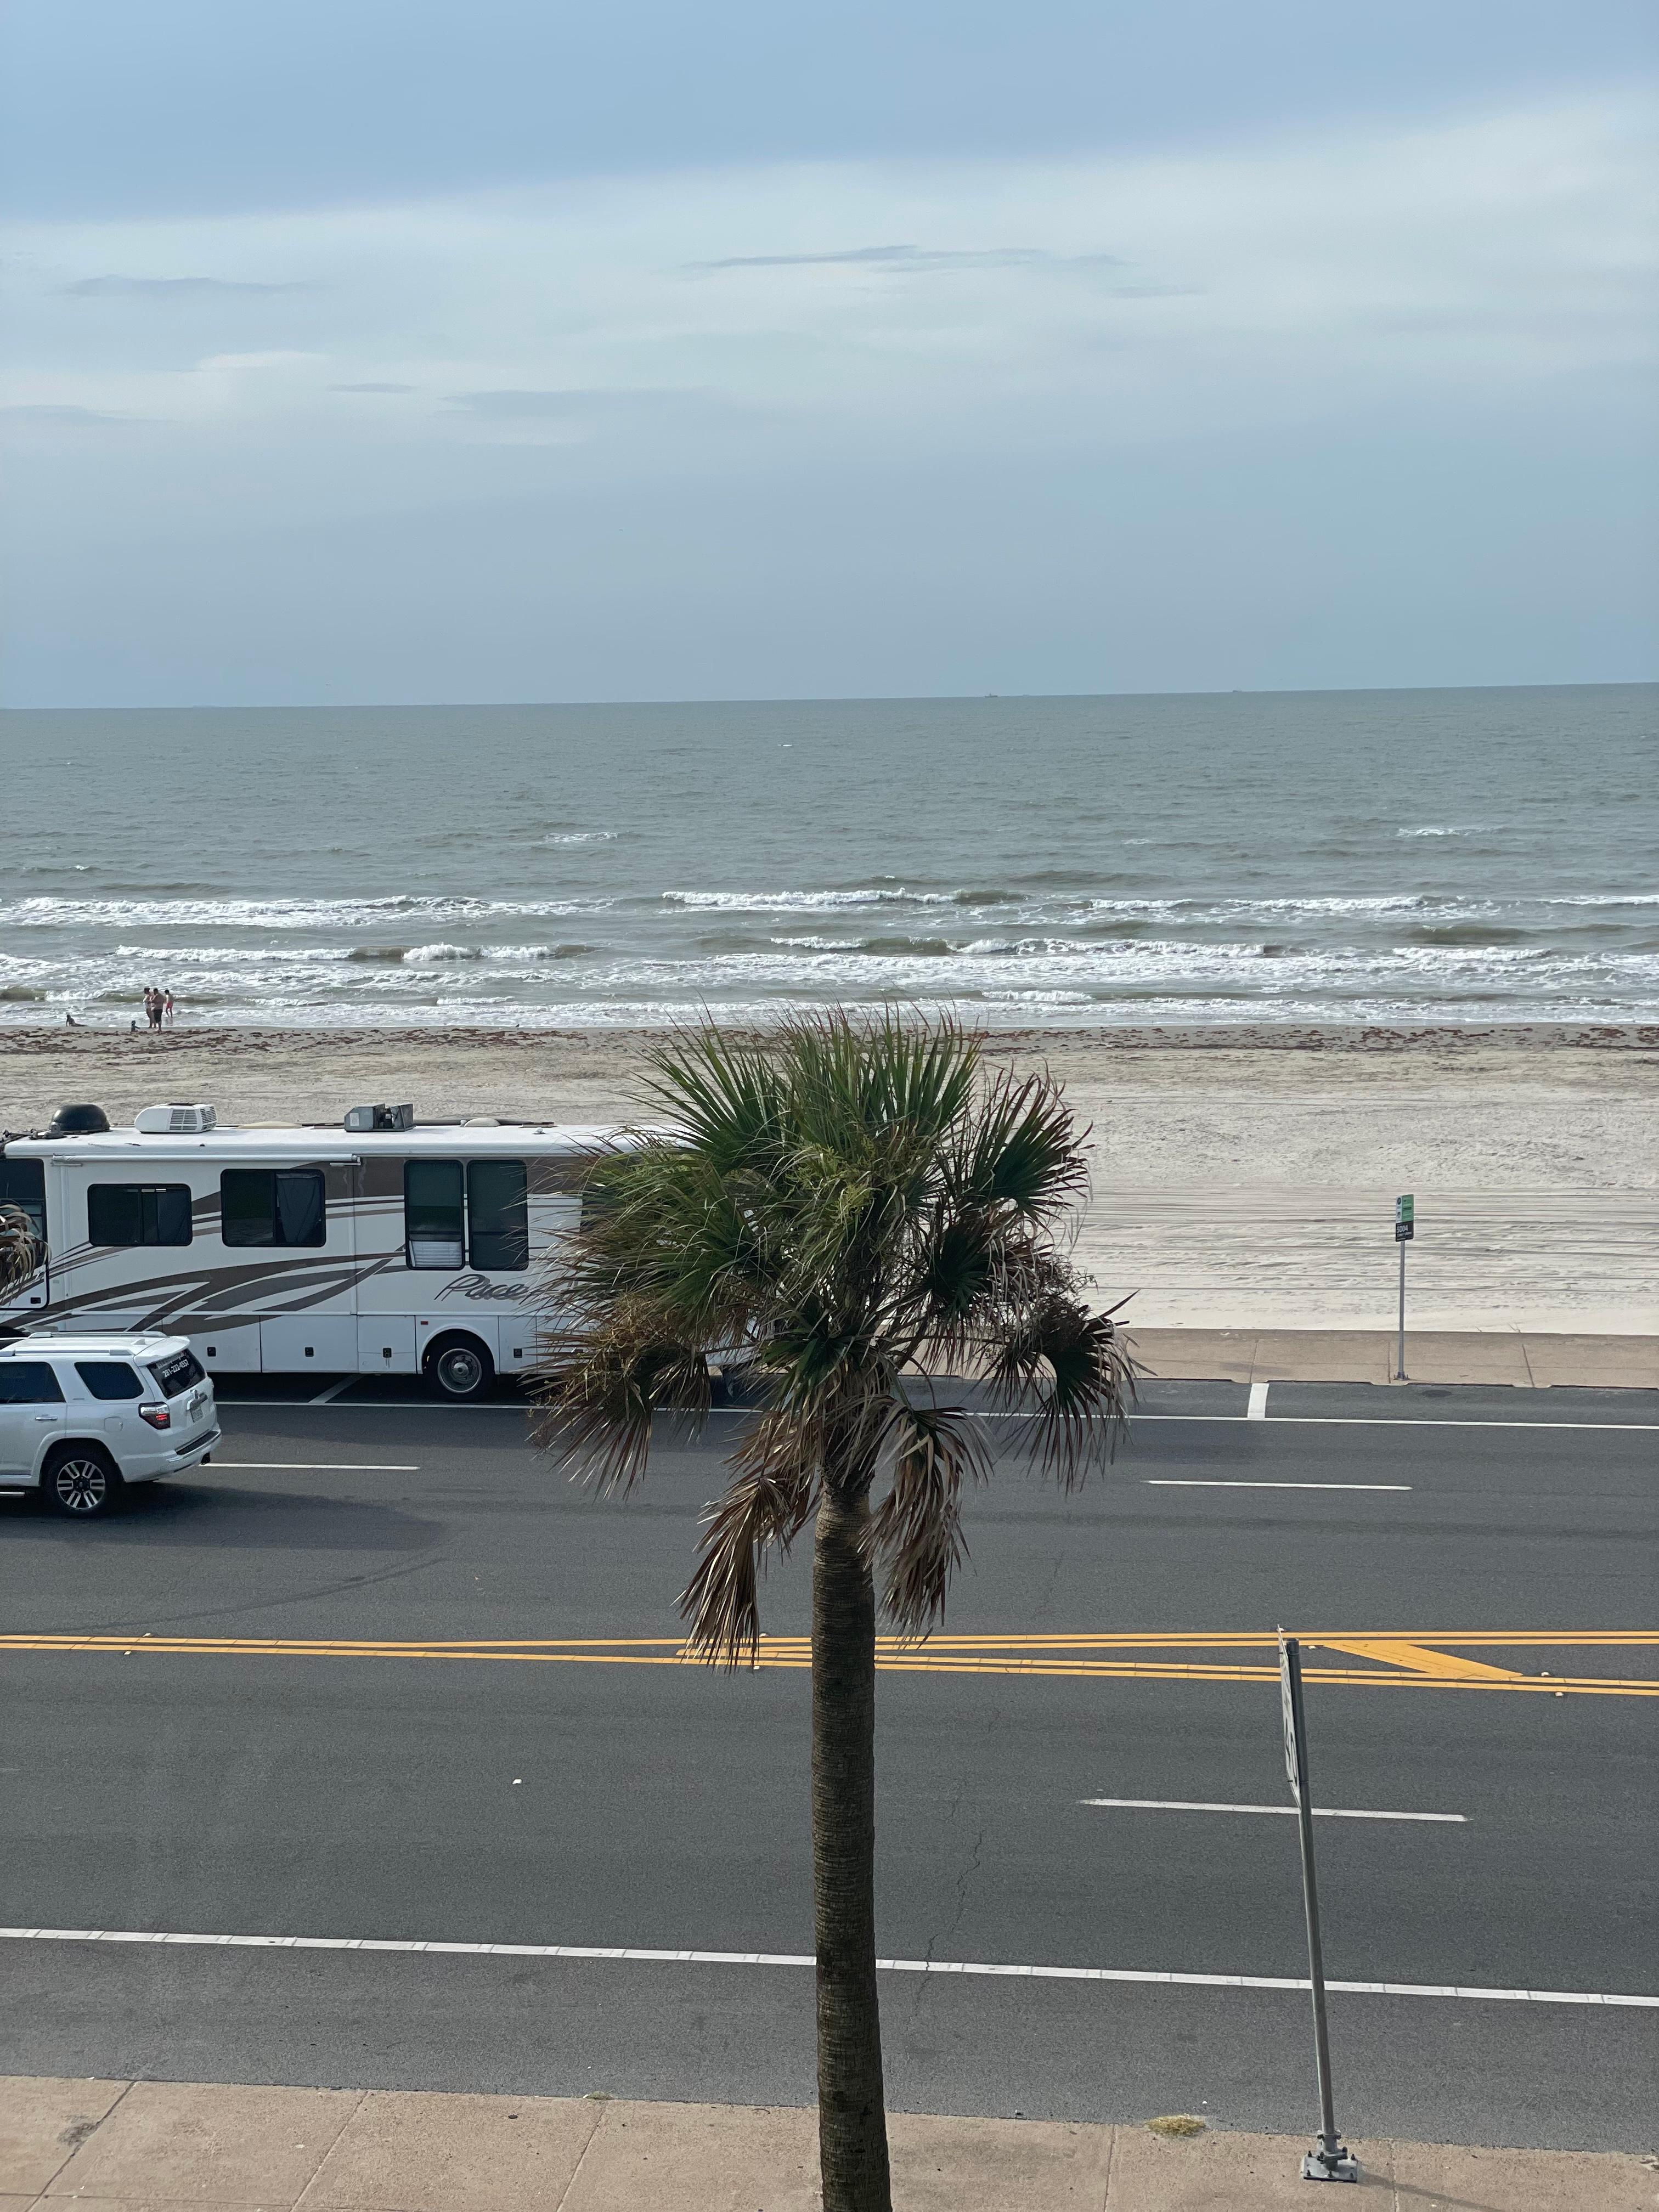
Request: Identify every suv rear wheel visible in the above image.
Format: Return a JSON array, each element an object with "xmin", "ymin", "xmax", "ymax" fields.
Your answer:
[
  {"xmin": 45, "ymin": 1444, "xmax": 122, "ymax": 1518},
  {"xmin": 426, "ymin": 1335, "xmax": 495, "ymax": 1402}
]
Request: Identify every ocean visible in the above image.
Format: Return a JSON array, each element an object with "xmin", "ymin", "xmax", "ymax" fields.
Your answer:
[{"xmin": 2, "ymin": 685, "xmax": 1654, "ymax": 1030}]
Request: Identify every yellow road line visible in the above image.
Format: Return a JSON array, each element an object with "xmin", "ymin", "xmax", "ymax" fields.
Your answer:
[
  {"xmin": 1315, "ymin": 1639, "xmax": 1525, "ymax": 1681},
  {"xmin": 1, "ymin": 1631, "xmax": 1655, "ymax": 1696}
]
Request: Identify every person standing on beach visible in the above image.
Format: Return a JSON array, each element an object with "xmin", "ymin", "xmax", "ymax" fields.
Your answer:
[
  {"xmin": 163, "ymin": 990, "xmax": 176, "ymax": 1028},
  {"xmin": 143, "ymin": 987, "xmax": 161, "ymax": 1030}
]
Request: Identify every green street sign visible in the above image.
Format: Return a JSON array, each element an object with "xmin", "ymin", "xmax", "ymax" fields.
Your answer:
[{"xmin": 1395, "ymin": 1193, "xmax": 1414, "ymax": 1242}]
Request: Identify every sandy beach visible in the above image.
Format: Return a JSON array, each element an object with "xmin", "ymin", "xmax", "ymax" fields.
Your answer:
[{"xmin": 4, "ymin": 1023, "xmax": 1656, "ymax": 1336}]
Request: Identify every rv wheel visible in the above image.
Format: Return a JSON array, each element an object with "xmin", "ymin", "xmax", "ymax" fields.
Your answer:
[
  {"xmin": 427, "ymin": 1335, "xmax": 495, "ymax": 1402},
  {"xmin": 44, "ymin": 1444, "xmax": 123, "ymax": 1519}
]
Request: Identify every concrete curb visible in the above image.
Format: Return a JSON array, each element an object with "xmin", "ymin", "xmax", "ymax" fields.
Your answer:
[{"xmin": 1121, "ymin": 1327, "xmax": 1659, "ymax": 1388}]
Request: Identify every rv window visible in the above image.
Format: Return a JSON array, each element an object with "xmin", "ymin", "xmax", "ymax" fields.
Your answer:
[
  {"xmin": 76, "ymin": 1361, "xmax": 145, "ymax": 1401},
  {"xmin": 0, "ymin": 1360, "xmax": 65, "ymax": 1404},
  {"xmin": 221, "ymin": 1169, "xmax": 326, "ymax": 1248},
  {"xmin": 467, "ymin": 1159, "xmax": 528, "ymax": 1271},
  {"xmin": 0, "ymin": 1156, "xmax": 46, "ymax": 1242},
  {"xmin": 405, "ymin": 1159, "xmax": 465, "ymax": 1268},
  {"xmin": 87, "ymin": 1183, "xmax": 193, "ymax": 1246}
]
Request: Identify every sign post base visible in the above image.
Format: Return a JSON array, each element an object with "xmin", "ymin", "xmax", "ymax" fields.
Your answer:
[{"xmin": 1301, "ymin": 2143, "xmax": 1359, "ymax": 2182}]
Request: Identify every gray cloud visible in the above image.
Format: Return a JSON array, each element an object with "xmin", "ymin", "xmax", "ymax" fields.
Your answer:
[
  {"xmin": 689, "ymin": 242, "xmax": 1125, "ymax": 273},
  {"xmin": 331, "ymin": 381, "xmax": 416, "ymax": 393},
  {"xmin": 0, "ymin": 403, "xmax": 133, "ymax": 426},
  {"xmin": 61, "ymin": 275, "xmax": 314, "ymax": 297},
  {"xmin": 445, "ymin": 387, "xmax": 698, "ymax": 419}
]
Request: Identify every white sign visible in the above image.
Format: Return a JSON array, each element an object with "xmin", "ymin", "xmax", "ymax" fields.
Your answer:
[{"xmin": 1279, "ymin": 1632, "xmax": 1302, "ymax": 1802}]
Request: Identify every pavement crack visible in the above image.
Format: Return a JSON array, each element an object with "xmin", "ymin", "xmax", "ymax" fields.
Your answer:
[
  {"xmin": 43, "ymin": 2078, "xmax": 136, "ymax": 2193},
  {"xmin": 911, "ymin": 1782, "xmax": 986, "ymax": 2021},
  {"xmin": 51, "ymin": 1549, "xmax": 453, "ymax": 1638}
]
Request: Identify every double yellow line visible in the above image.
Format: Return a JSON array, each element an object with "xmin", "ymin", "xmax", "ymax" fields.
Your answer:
[{"xmin": 2, "ymin": 1630, "xmax": 1655, "ymax": 1696}]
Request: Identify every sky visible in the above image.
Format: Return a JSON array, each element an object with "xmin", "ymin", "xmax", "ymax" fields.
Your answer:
[{"xmin": 2, "ymin": 1, "xmax": 1656, "ymax": 707}]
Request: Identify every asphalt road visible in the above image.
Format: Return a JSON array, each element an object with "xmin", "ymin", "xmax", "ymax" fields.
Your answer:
[{"xmin": 1, "ymin": 1378, "xmax": 1654, "ymax": 2150}]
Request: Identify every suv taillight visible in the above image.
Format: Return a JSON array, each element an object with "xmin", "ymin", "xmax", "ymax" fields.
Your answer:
[{"xmin": 138, "ymin": 1403, "xmax": 171, "ymax": 1429}]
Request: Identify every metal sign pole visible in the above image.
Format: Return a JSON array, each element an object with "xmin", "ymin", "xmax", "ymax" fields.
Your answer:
[
  {"xmin": 1393, "ymin": 1195, "xmax": 1413, "ymax": 1381},
  {"xmin": 1279, "ymin": 1632, "xmax": 1358, "ymax": 2183}
]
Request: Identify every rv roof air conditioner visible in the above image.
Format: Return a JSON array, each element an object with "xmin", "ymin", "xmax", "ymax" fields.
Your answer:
[
  {"xmin": 344, "ymin": 1103, "xmax": 415, "ymax": 1132},
  {"xmin": 134, "ymin": 1102, "xmax": 217, "ymax": 1136}
]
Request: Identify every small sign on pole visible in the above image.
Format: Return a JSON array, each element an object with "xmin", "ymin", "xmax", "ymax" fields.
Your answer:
[
  {"xmin": 1392, "ymin": 1195, "xmax": 1413, "ymax": 1381},
  {"xmin": 1278, "ymin": 1631, "xmax": 1358, "ymax": 2183}
]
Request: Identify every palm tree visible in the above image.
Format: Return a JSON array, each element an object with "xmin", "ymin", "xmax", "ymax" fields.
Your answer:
[
  {"xmin": 532, "ymin": 1012, "xmax": 1135, "ymax": 2212},
  {"xmin": 0, "ymin": 1205, "xmax": 41, "ymax": 1296}
]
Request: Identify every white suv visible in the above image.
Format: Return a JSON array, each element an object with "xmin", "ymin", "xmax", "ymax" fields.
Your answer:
[{"xmin": 0, "ymin": 1333, "xmax": 220, "ymax": 1517}]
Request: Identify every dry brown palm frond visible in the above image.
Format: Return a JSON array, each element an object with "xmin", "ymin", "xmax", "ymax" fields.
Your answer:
[
  {"xmin": 868, "ymin": 1400, "xmax": 991, "ymax": 1637},
  {"xmin": 532, "ymin": 1323, "xmax": 713, "ymax": 1495},
  {"xmin": 680, "ymin": 1408, "xmax": 822, "ymax": 1667}
]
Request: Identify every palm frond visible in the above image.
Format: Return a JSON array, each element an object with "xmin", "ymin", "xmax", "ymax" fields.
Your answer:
[
  {"xmin": 532, "ymin": 1325, "xmax": 712, "ymax": 1494},
  {"xmin": 868, "ymin": 1400, "xmax": 990, "ymax": 1636},
  {"xmin": 988, "ymin": 1286, "xmax": 1137, "ymax": 1489},
  {"xmin": 636, "ymin": 1023, "xmax": 788, "ymax": 1170},
  {"xmin": 945, "ymin": 1066, "xmax": 1090, "ymax": 1223},
  {"xmin": 680, "ymin": 1408, "xmax": 820, "ymax": 1667}
]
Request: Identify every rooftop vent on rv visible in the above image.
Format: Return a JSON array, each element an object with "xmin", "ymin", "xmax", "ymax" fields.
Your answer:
[
  {"xmin": 47, "ymin": 1102, "xmax": 111, "ymax": 1136},
  {"xmin": 344, "ymin": 1103, "xmax": 415, "ymax": 1132},
  {"xmin": 134, "ymin": 1102, "xmax": 217, "ymax": 1135}
]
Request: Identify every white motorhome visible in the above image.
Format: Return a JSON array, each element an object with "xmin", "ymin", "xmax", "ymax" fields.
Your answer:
[{"xmin": 0, "ymin": 1101, "xmax": 616, "ymax": 1399}]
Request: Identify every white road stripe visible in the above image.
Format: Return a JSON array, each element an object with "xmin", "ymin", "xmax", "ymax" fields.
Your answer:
[
  {"xmin": 0, "ymin": 1926, "xmax": 1648, "ymax": 2007},
  {"xmin": 1247, "ymin": 1383, "xmax": 1269, "ymax": 1420},
  {"xmin": 215, "ymin": 1462, "xmax": 420, "ymax": 1472},
  {"xmin": 1080, "ymin": 1798, "xmax": 1465, "ymax": 1822},
  {"xmin": 214, "ymin": 1401, "xmax": 1659, "ymax": 1432},
  {"xmin": 1146, "ymin": 1480, "xmax": 1412, "ymax": 1492},
  {"xmin": 1133, "ymin": 1414, "xmax": 1659, "ymax": 1433},
  {"xmin": 220, "ymin": 1400, "xmax": 518, "ymax": 1413},
  {"xmin": 309, "ymin": 1378, "xmax": 358, "ymax": 1405}
]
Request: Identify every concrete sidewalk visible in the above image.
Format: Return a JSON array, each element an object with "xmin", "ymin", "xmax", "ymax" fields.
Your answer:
[
  {"xmin": 1122, "ymin": 1327, "xmax": 1659, "ymax": 1387},
  {"xmin": 4, "ymin": 2079, "xmax": 1655, "ymax": 2211}
]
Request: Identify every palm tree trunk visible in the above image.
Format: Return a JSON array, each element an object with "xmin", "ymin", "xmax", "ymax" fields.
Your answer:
[{"xmin": 811, "ymin": 1481, "xmax": 892, "ymax": 2212}]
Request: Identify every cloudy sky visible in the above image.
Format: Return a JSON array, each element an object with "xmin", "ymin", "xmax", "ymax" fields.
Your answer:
[{"xmin": 2, "ymin": 1, "xmax": 1655, "ymax": 706}]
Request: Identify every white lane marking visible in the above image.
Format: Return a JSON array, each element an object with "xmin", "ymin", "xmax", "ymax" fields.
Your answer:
[
  {"xmin": 309, "ymin": 1377, "xmax": 358, "ymax": 1405},
  {"xmin": 219, "ymin": 1400, "xmax": 518, "ymax": 1413},
  {"xmin": 214, "ymin": 1401, "xmax": 1659, "ymax": 1433},
  {"xmin": 1080, "ymin": 1798, "xmax": 1465, "ymax": 1823},
  {"xmin": 1133, "ymin": 1415, "xmax": 1659, "ymax": 1433},
  {"xmin": 0, "ymin": 1926, "xmax": 1648, "ymax": 2007},
  {"xmin": 1247, "ymin": 1383, "xmax": 1269, "ymax": 1420},
  {"xmin": 214, "ymin": 1462, "xmax": 420, "ymax": 1472},
  {"xmin": 1146, "ymin": 1480, "xmax": 1412, "ymax": 1492}
]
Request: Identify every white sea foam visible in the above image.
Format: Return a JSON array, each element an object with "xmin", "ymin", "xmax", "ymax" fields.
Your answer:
[
  {"xmin": 2, "ymin": 895, "xmax": 611, "ymax": 930},
  {"xmin": 664, "ymin": 888, "xmax": 921, "ymax": 912},
  {"xmin": 1543, "ymin": 893, "xmax": 1659, "ymax": 907}
]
